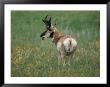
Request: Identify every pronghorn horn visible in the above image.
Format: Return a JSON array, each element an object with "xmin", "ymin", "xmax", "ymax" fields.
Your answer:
[
  {"xmin": 45, "ymin": 15, "xmax": 48, "ymax": 20},
  {"xmin": 49, "ymin": 17, "xmax": 51, "ymax": 23},
  {"xmin": 42, "ymin": 15, "xmax": 52, "ymax": 30},
  {"xmin": 42, "ymin": 15, "xmax": 48, "ymax": 22}
]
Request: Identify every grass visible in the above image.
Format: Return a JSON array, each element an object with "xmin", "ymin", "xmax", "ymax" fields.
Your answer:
[{"xmin": 11, "ymin": 11, "xmax": 100, "ymax": 77}]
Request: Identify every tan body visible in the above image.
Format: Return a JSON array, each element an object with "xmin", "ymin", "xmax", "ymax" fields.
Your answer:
[
  {"xmin": 51, "ymin": 28, "xmax": 77, "ymax": 65},
  {"xmin": 40, "ymin": 15, "xmax": 77, "ymax": 66}
]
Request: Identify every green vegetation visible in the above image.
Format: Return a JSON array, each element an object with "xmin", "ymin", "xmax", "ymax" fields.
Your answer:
[{"xmin": 11, "ymin": 11, "xmax": 100, "ymax": 77}]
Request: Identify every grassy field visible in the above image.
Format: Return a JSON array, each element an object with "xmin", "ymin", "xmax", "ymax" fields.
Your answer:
[{"xmin": 11, "ymin": 11, "xmax": 100, "ymax": 77}]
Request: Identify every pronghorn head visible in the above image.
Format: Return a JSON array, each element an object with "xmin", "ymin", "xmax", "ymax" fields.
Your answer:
[{"xmin": 40, "ymin": 15, "xmax": 56, "ymax": 40}]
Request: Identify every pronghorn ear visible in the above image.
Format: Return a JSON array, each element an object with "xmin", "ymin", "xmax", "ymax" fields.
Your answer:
[{"xmin": 45, "ymin": 15, "xmax": 48, "ymax": 19}]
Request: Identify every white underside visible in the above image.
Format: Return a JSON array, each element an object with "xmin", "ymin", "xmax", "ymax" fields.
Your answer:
[
  {"xmin": 57, "ymin": 38, "xmax": 77, "ymax": 53},
  {"xmin": 63, "ymin": 38, "xmax": 77, "ymax": 52}
]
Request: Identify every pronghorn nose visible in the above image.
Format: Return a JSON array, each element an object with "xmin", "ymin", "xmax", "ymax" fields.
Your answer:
[
  {"xmin": 40, "ymin": 32, "xmax": 44, "ymax": 37},
  {"xmin": 40, "ymin": 34, "xmax": 43, "ymax": 37},
  {"xmin": 40, "ymin": 34, "xmax": 45, "ymax": 40},
  {"xmin": 42, "ymin": 36, "xmax": 45, "ymax": 40}
]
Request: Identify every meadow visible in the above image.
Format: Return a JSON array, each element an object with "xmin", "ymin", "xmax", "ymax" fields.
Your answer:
[{"xmin": 11, "ymin": 11, "xmax": 100, "ymax": 77}]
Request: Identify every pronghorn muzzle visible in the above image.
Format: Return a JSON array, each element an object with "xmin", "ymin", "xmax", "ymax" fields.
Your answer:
[{"xmin": 40, "ymin": 30, "xmax": 47, "ymax": 40}]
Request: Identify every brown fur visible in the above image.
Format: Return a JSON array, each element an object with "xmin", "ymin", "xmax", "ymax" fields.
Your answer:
[
  {"xmin": 51, "ymin": 29, "xmax": 77, "ymax": 57},
  {"xmin": 52, "ymin": 30, "xmax": 72, "ymax": 45},
  {"xmin": 41, "ymin": 16, "xmax": 77, "ymax": 66}
]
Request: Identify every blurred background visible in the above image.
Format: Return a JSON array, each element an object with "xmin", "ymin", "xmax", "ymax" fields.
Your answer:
[{"xmin": 11, "ymin": 11, "xmax": 100, "ymax": 77}]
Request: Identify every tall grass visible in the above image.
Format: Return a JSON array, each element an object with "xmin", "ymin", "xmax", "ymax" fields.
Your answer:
[{"xmin": 11, "ymin": 11, "xmax": 100, "ymax": 77}]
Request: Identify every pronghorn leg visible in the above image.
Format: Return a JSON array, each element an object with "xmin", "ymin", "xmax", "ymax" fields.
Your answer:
[
  {"xmin": 67, "ymin": 52, "xmax": 74, "ymax": 65},
  {"xmin": 60, "ymin": 53, "xmax": 66, "ymax": 66},
  {"xmin": 58, "ymin": 54, "xmax": 61, "ymax": 65},
  {"xmin": 63, "ymin": 56, "xmax": 70, "ymax": 66},
  {"xmin": 62, "ymin": 58, "xmax": 65, "ymax": 66},
  {"xmin": 67, "ymin": 56, "xmax": 71, "ymax": 66},
  {"xmin": 58, "ymin": 51, "xmax": 62, "ymax": 65}
]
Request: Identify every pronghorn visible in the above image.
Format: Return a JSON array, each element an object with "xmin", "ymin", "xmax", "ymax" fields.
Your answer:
[{"xmin": 40, "ymin": 15, "xmax": 77, "ymax": 66}]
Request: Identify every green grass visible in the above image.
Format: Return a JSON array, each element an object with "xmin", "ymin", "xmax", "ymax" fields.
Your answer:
[{"xmin": 11, "ymin": 11, "xmax": 100, "ymax": 77}]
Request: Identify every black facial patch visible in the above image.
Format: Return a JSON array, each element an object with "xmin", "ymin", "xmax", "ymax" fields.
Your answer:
[
  {"xmin": 40, "ymin": 30, "xmax": 47, "ymax": 37},
  {"xmin": 50, "ymin": 32, "xmax": 54, "ymax": 38}
]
